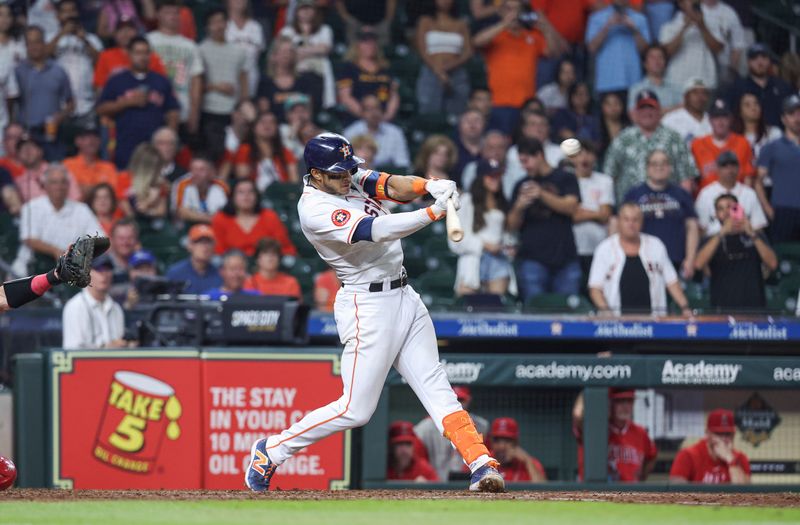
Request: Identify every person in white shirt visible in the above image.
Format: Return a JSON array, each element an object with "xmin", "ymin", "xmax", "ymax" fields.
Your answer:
[
  {"xmin": 62, "ymin": 255, "xmax": 127, "ymax": 349},
  {"xmin": 570, "ymin": 142, "xmax": 614, "ymax": 274},
  {"xmin": 226, "ymin": 0, "xmax": 265, "ymax": 98},
  {"xmin": 589, "ymin": 202, "xmax": 690, "ymax": 316},
  {"xmin": 659, "ymin": 0, "xmax": 724, "ymax": 89},
  {"xmin": 14, "ymin": 163, "xmax": 102, "ymax": 275},
  {"xmin": 148, "ymin": 0, "xmax": 205, "ymax": 134},
  {"xmin": 661, "ymin": 77, "xmax": 711, "ymax": 143},
  {"xmin": 700, "ymin": 0, "xmax": 746, "ymax": 85},
  {"xmin": 46, "ymin": 0, "xmax": 103, "ymax": 120},
  {"xmin": 695, "ymin": 151, "xmax": 767, "ymax": 235},
  {"xmin": 504, "ymin": 110, "xmax": 565, "ymax": 198},
  {"xmin": 342, "ymin": 94, "xmax": 410, "ymax": 169}
]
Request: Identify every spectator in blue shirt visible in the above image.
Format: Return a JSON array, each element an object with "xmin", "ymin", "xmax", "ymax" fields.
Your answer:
[
  {"xmin": 97, "ymin": 36, "xmax": 180, "ymax": 170},
  {"xmin": 624, "ymin": 149, "xmax": 699, "ymax": 279},
  {"xmin": 586, "ymin": 0, "xmax": 651, "ymax": 95},
  {"xmin": 756, "ymin": 94, "xmax": 800, "ymax": 243},
  {"xmin": 166, "ymin": 224, "xmax": 222, "ymax": 294},
  {"xmin": 203, "ymin": 249, "xmax": 259, "ymax": 300}
]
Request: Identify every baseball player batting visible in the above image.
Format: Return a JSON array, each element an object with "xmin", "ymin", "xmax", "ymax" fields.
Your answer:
[{"xmin": 245, "ymin": 133, "xmax": 505, "ymax": 493}]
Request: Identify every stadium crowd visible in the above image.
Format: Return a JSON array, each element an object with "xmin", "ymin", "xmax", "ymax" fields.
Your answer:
[{"xmin": 0, "ymin": 0, "xmax": 798, "ymax": 340}]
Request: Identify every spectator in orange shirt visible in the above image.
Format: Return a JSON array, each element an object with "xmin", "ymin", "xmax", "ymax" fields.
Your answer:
[
  {"xmin": 691, "ymin": 98, "xmax": 755, "ymax": 191},
  {"xmin": 473, "ymin": 0, "xmax": 564, "ymax": 134},
  {"xmin": 243, "ymin": 238, "xmax": 302, "ymax": 299},
  {"xmin": 489, "ymin": 417, "xmax": 546, "ymax": 482},
  {"xmin": 15, "ymin": 137, "xmax": 81, "ymax": 203},
  {"xmin": 313, "ymin": 268, "xmax": 340, "ymax": 312},
  {"xmin": 386, "ymin": 421, "xmax": 438, "ymax": 482},
  {"xmin": 93, "ymin": 16, "xmax": 167, "ymax": 91},
  {"xmin": 63, "ymin": 126, "xmax": 121, "ymax": 201},
  {"xmin": 0, "ymin": 123, "xmax": 25, "ymax": 179},
  {"xmin": 87, "ymin": 182, "xmax": 127, "ymax": 236},
  {"xmin": 211, "ymin": 178, "xmax": 296, "ymax": 257}
]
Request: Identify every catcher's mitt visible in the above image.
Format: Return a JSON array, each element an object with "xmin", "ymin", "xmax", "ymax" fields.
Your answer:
[{"xmin": 56, "ymin": 234, "xmax": 111, "ymax": 288}]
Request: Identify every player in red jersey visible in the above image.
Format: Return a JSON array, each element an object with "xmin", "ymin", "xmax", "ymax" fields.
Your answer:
[
  {"xmin": 489, "ymin": 417, "xmax": 546, "ymax": 482},
  {"xmin": 573, "ymin": 388, "xmax": 657, "ymax": 481},
  {"xmin": 669, "ymin": 409, "xmax": 751, "ymax": 484},
  {"xmin": 386, "ymin": 421, "xmax": 438, "ymax": 482}
]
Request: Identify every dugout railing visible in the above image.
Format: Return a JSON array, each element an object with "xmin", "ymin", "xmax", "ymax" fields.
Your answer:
[{"xmin": 10, "ymin": 348, "xmax": 800, "ymax": 492}]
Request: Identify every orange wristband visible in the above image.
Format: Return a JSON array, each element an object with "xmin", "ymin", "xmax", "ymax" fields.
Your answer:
[
  {"xmin": 426, "ymin": 206, "xmax": 441, "ymax": 221},
  {"xmin": 412, "ymin": 178, "xmax": 427, "ymax": 195},
  {"xmin": 374, "ymin": 172, "xmax": 391, "ymax": 200}
]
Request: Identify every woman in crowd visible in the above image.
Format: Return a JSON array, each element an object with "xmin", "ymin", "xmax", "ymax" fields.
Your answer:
[
  {"xmin": 88, "ymin": 182, "xmax": 126, "ymax": 236},
  {"xmin": 226, "ymin": 0, "xmax": 265, "ymax": 98},
  {"xmin": 225, "ymin": 111, "xmax": 298, "ymax": 190},
  {"xmin": 414, "ymin": 0, "xmax": 473, "ymax": 116},
  {"xmin": 278, "ymin": 0, "xmax": 335, "ymax": 109},
  {"xmin": 598, "ymin": 91, "xmax": 630, "ymax": 161},
  {"xmin": 96, "ymin": 0, "xmax": 153, "ymax": 40},
  {"xmin": 243, "ymin": 237, "xmax": 301, "ymax": 299},
  {"xmin": 125, "ymin": 143, "xmax": 168, "ymax": 220},
  {"xmin": 449, "ymin": 159, "xmax": 512, "ymax": 296},
  {"xmin": 413, "ymin": 134, "xmax": 457, "ymax": 181},
  {"xmin": 732, "ymin": 92, "xmax": 782, "ymax": 163},
  {"xmin": 257, "ymin": 35, "xmax": 322, "ymax": 121},
  {"xmin": 211, "ymin": 178, "xmax": 296, "ymax": 257},
  {"xmin": 337, "ymin": 27, "xmax": 399, "ymax": 122},
  {"xmin": 551, "ymin": 81, "xmax": 599, "ymax": 143},
  {"xmin": 537, "ymin": 59, "xmax": 577, "ymax": 114}
]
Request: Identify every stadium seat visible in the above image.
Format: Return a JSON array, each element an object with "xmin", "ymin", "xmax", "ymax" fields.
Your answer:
[
  {"xmin": 415, "ymin": 268, "xmax": 455, "ymax": 298},
  {"xmin": 265, "ymin": 182, "xmax": 304, "ymax": 209},
  {"xmin": 524, "ymin": 293, "xmax": 594, "ymax": 314},
  {"xmin": 0, "ymin": 213, "xmax": 19, "ymax": 265},
  {"xmin": 683, "ymin": 281, "xmax": 711, "ymax": 312}
]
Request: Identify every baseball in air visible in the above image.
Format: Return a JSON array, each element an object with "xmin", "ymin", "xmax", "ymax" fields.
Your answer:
[
  {"xmin": 560, "ymin": 138, "xmax": 581, "ymax": 157},
  {"xmin": 0, "ymin": 456, "xmax": 17, "ymax": 491}
]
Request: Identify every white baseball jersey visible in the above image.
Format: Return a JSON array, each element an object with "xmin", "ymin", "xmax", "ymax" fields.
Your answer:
[{"xmin": 297, "ymin": 169, "xmax": 404, "ymax": 285}]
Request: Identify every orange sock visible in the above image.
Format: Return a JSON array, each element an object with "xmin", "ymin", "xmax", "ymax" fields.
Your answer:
[{"xmin": 442, "ymin": 410, "xmax": 493, "ymax": 467}]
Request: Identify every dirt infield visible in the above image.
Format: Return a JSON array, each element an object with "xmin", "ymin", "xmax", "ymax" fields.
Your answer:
[{"xmin": 2, "ymin": 489, "xmax": 799, "ymax": 507}]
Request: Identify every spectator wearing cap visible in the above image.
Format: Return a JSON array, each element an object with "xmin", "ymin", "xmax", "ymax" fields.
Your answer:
[
  {"xmin": 63, "ymin": 126, "xmax": 121, "ymax": 201},
  {"xmin": 147, "ymin": 0, "xmax": 205, "ymax": 136},
  {"xmin": 659, "ymin": 0, "xmax": 724, "ymax": 89},
  {"xmin": 508, "ymin": 137, "xmax": 581, "ymax": 301},
  {"xmin": 46, "ymin": 0, "xmax": 104, "ymax": 126},
  {"xmin": 695, "ymin": 151, "xmax": 767, "ymax": 236},
  {"xmin": 211, "ymin": 178, "xmax": 296, "ymax": 258},
  {"xmin": 449, "ymin": 159, "xmax": 513, "ymax": 296},
  {"xmin": 589, "ymin": 202, "xmax": 691, "ymax": 315},
  {"xmin": 97, "ymin": 36, "xmax": 180, "ymax": 170},
  {"xmin": 586, "ymin": 0, "xmax": 651, "ymax": 95},
  {"xmin": 573, "ymin": 388, "xmax": 657, "ymax": 482},
  {"xmin": 243, "ymin": 238, "xmax": 301, "ymax": 299},
  {"xmin": 503, "ymin": 110, "xmax": 565, "ymax": 198},
  {"xmin": 414, "ymin": 386, "xmax": 489, "ymax": 482},
  {"xmin": 691, "ymin": 98, "xmax": 755, "ymax": 191},
  {"xmin": 623, "ymin": 149, "xmax": 699, "ymax": 279},
  {"xmin": 256, "ymin": 36, "xmax": 323, "ymax": 123},
  {"xmin": 459, "ymin": 130, "xmax": 509, "ymax": 194},
  {"xmin": 694, "ymin": 194, "xmax": 777, "ymax": 311},
  {"xmin": 453, "ymin": 109, "xmax": 486, "ymax": 185},
  {"xmin": 604, "ymin": 90, "xmax": 697, "ymax": 202},
  {"xmin": 199, "ymin": 8, "xmax": 248, "ymax": 164},
  {"xmin": 755, "ymin": 95, "xmax": 800, "ymax": 242},
  {"xmin": 571, "ymin": 142, "xmax": 614, "ymax": 276},
  {"xmin": 473, "ymin": 0, "xmax": 563, "ymax": 135},
  {"xmin": 62, "ymin": 254, "xmax": 128, "ymax": 349},
  {"xmin": 93, "ymin": 15, "xmax": 167, "ymax": 92},
  {"xmin": 279, "ymin": 0, "xmax": 336, "ymax": 110},
  {"xmin": 670, "ymin": 409, "xmax": 751, "ymax": 484},
  {"xmin": 203, "ymin": 249, "xmax": 258, "ymax": 300},
  {"xmin": 120, "ymin": 249, "xmax": 158, "ymax": 309},
  {"xmin": 15, "ymin": 26, "xmax": 75, "ymax": 161},
  {"xmin": 413, "ymin": 135, "xmax": 457, "ymax": 183},
  {"xmin": 172, "ymin": 155, "xmax": 229, "ymax": 224},
  {"xmin": 166, "ymin": 224, "xmax": 222, "ymax": 294},
  {"xmin": 343, "ymin": 94, "xmax": 410, "ymax": 170},
  {"xmin": 386, "ymin": 421, "xmax": 438, "ymax": 482},
  {"xmin": 489, "ymin": 417, "xmax": 546, "ymax": 482},
  {"xmin": 15, "ymin": 137, "xmax": 81, "ymax": 203},
  {"xmin": 661, "ymin": 78, "xmax": 711, "ymax": 143},
  {"xmin": 15, "ymin": 163, "xmax": 102, "ymax": 275},
  {"xmin": 280, "ymin": 94, "xmax": 313, "ymax": 161},
  {"xmin": 728, "ymin": 44, "xmax": 793, "ymax": 129},
  {"xmin": 627, "ymin": 44, "xmax": 681, "ymax": 115}
]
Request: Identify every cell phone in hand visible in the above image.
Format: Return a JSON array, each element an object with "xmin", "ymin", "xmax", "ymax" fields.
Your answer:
[{"xmin": 731, "ymin": 203, "xmax": 744, "ymax": 221}]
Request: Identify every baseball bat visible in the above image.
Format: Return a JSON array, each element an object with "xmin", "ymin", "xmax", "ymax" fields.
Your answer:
[{"xmin": 446, "ymin": 198, "xmax": 463, "ymax": 242}]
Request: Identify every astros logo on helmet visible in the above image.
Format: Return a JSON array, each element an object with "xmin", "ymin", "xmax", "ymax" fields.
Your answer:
[{"xmin": 339, "ymin": 144, "xmax": 352, "ymax": 158}]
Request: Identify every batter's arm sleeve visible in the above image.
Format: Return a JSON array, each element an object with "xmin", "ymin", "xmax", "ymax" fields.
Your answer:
[{"xmin": 361, "ymin": 207, "xmax": 440, "ymax": 243}]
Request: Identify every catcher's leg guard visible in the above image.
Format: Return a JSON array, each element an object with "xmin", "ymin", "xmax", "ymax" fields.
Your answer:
[{"xmin": 442, "ymin": 410, "xmax": 496, "ymax": 470}]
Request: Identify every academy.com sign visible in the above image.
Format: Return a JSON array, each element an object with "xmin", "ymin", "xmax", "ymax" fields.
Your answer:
[
  {"xmin": 515, "ymin": 362, "xmax": 632, "ymax": 382},
  {"xmin": 661, "ymin": 360, "xmax": 742, "ymax": 385}
]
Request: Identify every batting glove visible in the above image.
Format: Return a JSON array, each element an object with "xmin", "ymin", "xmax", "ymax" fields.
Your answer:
[{"xmin": 426, "ymin": 180, "xmax": 457, "ymax": 202}]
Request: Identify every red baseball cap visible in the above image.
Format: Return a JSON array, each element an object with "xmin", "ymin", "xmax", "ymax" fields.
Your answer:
[
  {"xmin": 188, "ymin": 224, "xmax": 215, "ymax": 242},
  {"xmin": 707, "ymin": 409, "xmax": 736, "ymax": 434},
  {"xmin": 609, "ymin": 388, "xmax": 635, "ymax": 400},
  {"xmin": 388, "ymin": 421, "xmax": 416, "ymax": 444},
  {"xmin": 635, "ymin": 89, "xmax": 660, "ymax": 110},
  {"xmin": 453, "ymin": 386, "xmax": 472, "ymax": 404},
  {"xmin": 491, "ymin": 417, "xmax": 519, "ymax": 440}
]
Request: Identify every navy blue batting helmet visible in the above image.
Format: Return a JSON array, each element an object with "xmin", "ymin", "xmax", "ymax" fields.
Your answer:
[{"xmin": 303, "ymin": 133, "xmax": 364, "ymax": 173}]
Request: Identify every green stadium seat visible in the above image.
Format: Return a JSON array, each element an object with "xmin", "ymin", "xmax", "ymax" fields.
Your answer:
[
  {"xmin": 524, "ymin": 293, "xmax": 594, "ymax": 314},
  {"xmin": 414, "ymin": 269, "xmax": 456, "ymax": 304},
  {"xmin": 265, "ymin": 182, "xmax": 304, "ymax": 210},
  {"xmin": 683, "ymin": 281, "xmax": 711, "ymax": 312}
]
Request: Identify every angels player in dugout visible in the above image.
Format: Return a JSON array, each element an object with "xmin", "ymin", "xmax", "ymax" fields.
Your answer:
[{"xmin": 245, "ymin": 133, "xmax": 505, "ymax": 493}]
